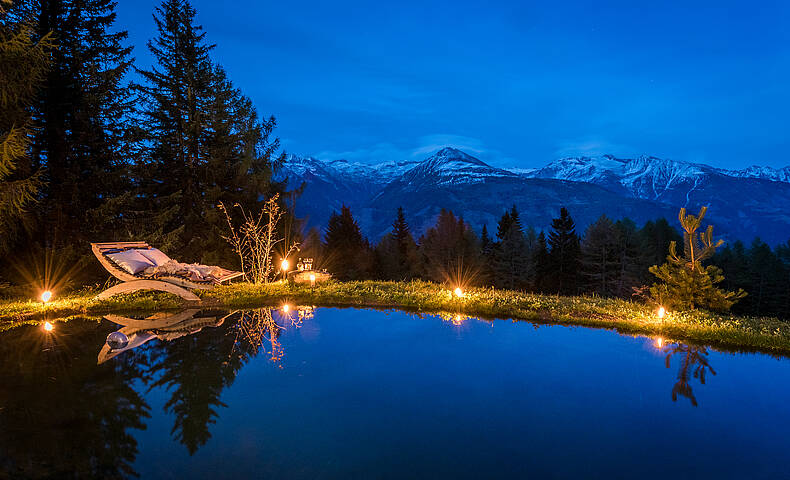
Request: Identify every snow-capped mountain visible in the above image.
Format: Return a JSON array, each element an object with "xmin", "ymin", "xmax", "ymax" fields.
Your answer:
[
  {"xmin": 280, "ymin": 148, "xmax": 790, "ymax": 244},
  {"xmin": 368, "ymin": 149, "xmax": 678, "ymax": 239},
  {"xmin": 382, "ymin": 147, "xmax": 520, "ymax": 189},
  {"xmin": 522, "ymin": 155, "xmax": 715, "ymax": 201},
  {"xmin": 723, "ymin": 165, "xmax": 790, "ymax": 183}
]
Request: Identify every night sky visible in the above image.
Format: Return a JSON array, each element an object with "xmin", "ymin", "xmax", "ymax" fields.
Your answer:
[{"xmin": 116, "ymin": 0, "xmax": 790, "ymax": 169}]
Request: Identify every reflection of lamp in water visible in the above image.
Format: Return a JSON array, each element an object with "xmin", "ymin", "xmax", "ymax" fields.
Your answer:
[
  {"xmin": 309, "ymin": 273, "xmax": 316, "ymax": 287},
  {"xmin": 43, "ymin": 321, "xmax": 54, "ymax": 332},
  {"xmin": 655, "ymin": 337, "xmax": 664, "ymax": 348}
]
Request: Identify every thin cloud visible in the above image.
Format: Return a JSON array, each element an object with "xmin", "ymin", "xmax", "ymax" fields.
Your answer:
[{"xmin": 312, "ymin": 134, "xmax": 511, "ymax": 166}]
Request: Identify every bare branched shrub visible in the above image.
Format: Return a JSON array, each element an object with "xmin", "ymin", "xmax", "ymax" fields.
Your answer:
[{"xmin": 219, "ymin": 194, "xmax": 298, "ymax": 284}]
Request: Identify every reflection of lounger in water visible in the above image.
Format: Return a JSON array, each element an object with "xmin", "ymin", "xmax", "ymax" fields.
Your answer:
[{"xmin": 98, "ymin": 310, "xmax": 233, "ymax": 363}]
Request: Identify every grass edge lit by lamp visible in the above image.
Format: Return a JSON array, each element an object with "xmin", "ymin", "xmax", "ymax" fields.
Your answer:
[{"xmin": 2, "ymin": 280, "xmax": 790, "ymax": 355}]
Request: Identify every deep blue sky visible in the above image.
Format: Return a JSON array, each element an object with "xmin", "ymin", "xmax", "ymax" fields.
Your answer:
[{"xmin": 116, "ymin": 0, "xmax": 790, "ymax": 169}]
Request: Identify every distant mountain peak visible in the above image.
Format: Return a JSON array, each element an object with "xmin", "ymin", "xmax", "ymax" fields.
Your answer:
[{"xmin": 397, "ymin": 147, "xmax": 518, "ymax": 187}]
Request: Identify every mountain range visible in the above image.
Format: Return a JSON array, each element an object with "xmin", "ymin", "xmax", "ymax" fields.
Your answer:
[{"xmin": 277, "ymin": 147, "xmax": 790, "ymax": 245}]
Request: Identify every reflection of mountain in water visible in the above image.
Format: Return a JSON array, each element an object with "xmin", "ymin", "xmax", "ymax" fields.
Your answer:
[{"xmin": 661, "ymin": 342, "xmax": 716, "ymax": 407}]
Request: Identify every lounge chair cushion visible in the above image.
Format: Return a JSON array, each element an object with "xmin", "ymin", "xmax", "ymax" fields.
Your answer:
[
  {"xmin": 137, "ymin": 248, "xmax": 172, "ymax": 266},
  {"xmin": 107, "ymin": 250, "xmax": 156, "ymax": 275}
]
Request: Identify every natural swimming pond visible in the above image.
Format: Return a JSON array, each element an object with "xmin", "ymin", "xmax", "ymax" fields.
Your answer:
[{"xmin": 2, "ymin": 307, "xmax": 789, "ymax": 479}]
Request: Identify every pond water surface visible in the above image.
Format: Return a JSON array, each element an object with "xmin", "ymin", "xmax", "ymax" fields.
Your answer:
[{"xmin": 2, "ymin": 307, "xmax": 790, "ymax": 479}]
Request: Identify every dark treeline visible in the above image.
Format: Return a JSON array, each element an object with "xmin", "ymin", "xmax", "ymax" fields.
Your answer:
[
  {"xmin": 0, "ymin": 0, "xmax": 287, "ymax": 287},
  {"xmin": 315, "ymin": 204, "xmax": 790, "ymax": 319}
]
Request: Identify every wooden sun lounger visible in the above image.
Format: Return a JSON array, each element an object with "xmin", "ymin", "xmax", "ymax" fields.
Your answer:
[{"xmin": 91, "ymin": 241, "xmax": 243, "ymax": 302}]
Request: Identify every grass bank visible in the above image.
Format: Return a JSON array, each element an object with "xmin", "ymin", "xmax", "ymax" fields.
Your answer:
[{"xmin": 1, "ymin": 280, "xmax": 788, "ymax": 354}]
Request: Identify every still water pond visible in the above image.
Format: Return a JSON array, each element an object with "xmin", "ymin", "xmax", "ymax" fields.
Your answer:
[{"xmin": 2, "ymin": 307, "xmax": 790, "ymax": 479}]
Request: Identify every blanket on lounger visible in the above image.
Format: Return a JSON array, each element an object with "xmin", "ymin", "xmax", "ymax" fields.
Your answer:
[{"xmin": 143, "ymin": 260, "xmax": 224, "ymax": 283}]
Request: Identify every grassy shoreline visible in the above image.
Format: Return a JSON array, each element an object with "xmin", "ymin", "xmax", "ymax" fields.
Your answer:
[{"xmin": 1, "ymin": 280, "xmax": 789, "ymax": 354}]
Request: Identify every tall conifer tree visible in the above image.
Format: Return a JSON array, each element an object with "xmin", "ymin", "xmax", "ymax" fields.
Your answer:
[
  {"xmin": 533, "ymin": 231, "xmax": 550, "ymax": 292},
  {"xmin": 492, "ymin": 205, "xmax": 529, "ymax": 290},
  {"xmin": 0, "ymin": 2, "xmax": 50, "ymax": 252},
  {"xmin": 323, "ymin": 205, "xmax": 370, "ymax": 280},
  {"xmin": 418, "ymin": 209, "xmax": 481, "ymax": 285},
  {"xmin": 546, "ymin": 207, "xmax": 582, "ymax": 294},
  {"xmin": 26, "ymin": 0, "xmax": 133, "ymax": 247},
  {"xmin": 135, "ymin": 0, "xmax": 283, "ymax": 261}
]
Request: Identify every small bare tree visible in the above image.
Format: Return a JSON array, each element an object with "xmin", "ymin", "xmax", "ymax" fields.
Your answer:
[{"xmin": 219, "ymin": 194, "xmax": 298, "ymax": 284}]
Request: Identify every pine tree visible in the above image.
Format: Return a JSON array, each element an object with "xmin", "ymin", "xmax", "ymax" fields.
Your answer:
[
  {"xmin": 135, "ymin": 0, "xmax": 283, "ymax": 261},
  {"xmin": 492, "ymin": 205, "xmax": 529, "ymax": 290},
  {"xmin": 581, "ymin": 215, "xmax": 620, "ymax": 296},
  {"xmin": 418, "ymin": 209, "xmax": 481, "ymax": 285},
  {"xmin": 480, "ymin": 223, "xmax": 492, "ymax": 255},
  {"xmin": 373, "ymin": 207, "xmax": 419, "ymax": 281},
  {"xmin": 532, "ymin": 231, "xmax": 550, "ymax": 292},
  {"xmin": 638, "ymin": 218, "xmax": 682, "ymax": 284},
  {"xmin": 323, "ymin": 205, "xmax": 370, "ymax": 280},
  {"xmin": 134, "ymin": 0, "xmax": 214, "ymax": 256},
  {"xmin": 545, "ymin": 207, "xmax": 582, "ymax": 294},
  {"xmin": 523, "ymin": 225, "xmax": 538, "ymax": 289},
  {"xmin": 649, "ymin": 207, "xmax": 746, "ymax": 311},
  {"xmin": 26, "ymin": 0, "xmax": 134, "ymax": 247},
  {"xmin": 744, "ymin": 239, "xmax": 785, "ymax": 316},
  {"xmin": 0, "ymin": 4, "xmax": 50, "ymax": 252},
  {"xmin": 613, "ymin": 218, "xmax": 641, "ymax": 297}
]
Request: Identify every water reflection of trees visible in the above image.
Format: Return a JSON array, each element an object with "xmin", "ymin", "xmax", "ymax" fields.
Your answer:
[
  {"xmin": 141, "ymin": 308, "xmax": 306, "ymax": 454},
  {"xmin": 0, "ymin": 320, "xmax": 149, "ymax": 479},
  {"xmin": 231, "ymin": 307, "xmax": 309, "ymax": 363},
  {"xmin": 0, "ymin": 307, "xmax": 309, "ymax": 472},
  {"xmin": 660, "ymin": 342, "xmax": 716, "ymax": 407}
]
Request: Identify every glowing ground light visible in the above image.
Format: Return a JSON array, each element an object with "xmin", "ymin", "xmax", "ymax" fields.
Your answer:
[
  {"xmin": 43, "ymin": 321, "xmax": 54, "ymax": 332},
  {"xmin": 309, "ymin": 273, "xmax": 316, "ymax": 286},
  {"xmin": 655, "ymin": 337, "xmax": 664, "ymax": 348},
  {"xmin": 41, "ymin": 290, "xmax": 53, "ymax": 303},
  {"xmin": 657, "ymin": 306, "xmax": 666, "ymax": 319},
  {"xmin": 454, "ymin": 287, "xmax": 464, "ymax": 298},
  {"xmin": 281, "ymin": 259, "xmax": 289, "ymax": 271}
]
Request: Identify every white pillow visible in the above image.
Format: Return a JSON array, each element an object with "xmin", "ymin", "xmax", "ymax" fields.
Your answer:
[
  {"xmin": 107, "ymin": 250, "xmax": 155, "ymax": 274},
  {"xmin": 137, "ymin": 248, "xmax": 172, "ymax": 266}
]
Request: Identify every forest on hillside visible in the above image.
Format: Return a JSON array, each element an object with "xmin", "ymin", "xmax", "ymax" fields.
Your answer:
[
  {"xmin": 1, "ymin": 0, "xmax": 789, "ymax": 319},
  {"xmin": 309, "ymin": 205, "xmax": 790, "ymax": 319}
]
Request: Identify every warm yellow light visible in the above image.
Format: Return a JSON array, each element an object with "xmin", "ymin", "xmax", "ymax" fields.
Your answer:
[
  {"xmin": 41, "ymin": 290, "xmax": 52, "ymax": 303},
  {"xmin": 453, "ymin": 314, "xmax": 463, "ymax": 325},
  {"xmin": 282, "ymin": 304, "xmax": 290, "ymax": 312},
  {"xmin": 657, "ymin": 306, "xmax": 666, "ymax": 319},
  {"xmin": 43, "ymin": 321, "xmax": 54, "ymax": 332},
  {"xmin": 309, "ymin": 273, "xmax": 316, "ymax": 282},
  {"xmin": 655, "ymin": 337, "xmax": 664, "ymax": 348},
  {"xmin": 281, "ymin": 259, "xmax": 289, "ymax": 271},
  {"xmin": 454, "ymin": 287, "xmax": 464, "ymax": 298}
]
